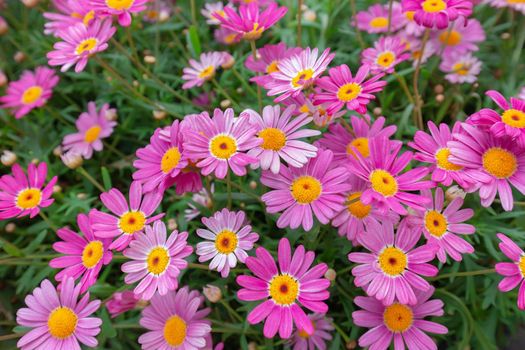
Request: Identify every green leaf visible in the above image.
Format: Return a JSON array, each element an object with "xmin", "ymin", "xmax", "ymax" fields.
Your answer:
[
  {"xmin": 101, "ymin": 166, "xmax": 112, "ymax": 190},
  {"xmin": 101, "ymin": 308, "xmax": 118, "ymax": 338},
  {"xmin": 186, "ymin": 25, "xmax": 201, "ymax": 57},
  {"xmin": 0, "ymin": 236, "xmax": 24, "ymax": 257}
]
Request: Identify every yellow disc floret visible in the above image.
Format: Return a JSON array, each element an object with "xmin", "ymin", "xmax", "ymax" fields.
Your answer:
[
  {"xmin": 422, "ymin": 0, "xmax": 447, "ymax": 13},
  {"xmin": 48, "ymin": 307, "xmax": 78, "ymax": 339},
  {"xmin": 161, "ymin": 147, "xmax": 182, "ymax": 174},
  {"xmin": 16, "ymin": 188, "xmax": 42, "ymax": 209},
  {"xmin": 435, "ymin": 148, "xmax": 463, "ymax": 171},
  {"xmin": 163, "ymin": 315, "xmax": 187, "ymax": 347},
  {"xmin": 291, "ymin": 176, "xmax": 322, "ymax": 204},
  {"xmin": 269, "ymin": 274, "xmax": 300, "ymax": 305},
  {"xmin": 378, "ymin": 247, "xmax": 407, "ymax": 276},
  {"xmin": 119, "ymin": 211, "xmax": 146, "ymax": 235},
  {"xmin": 214, "ymin": 229, "xmax": 238, "ymax": 254},
  {"xmin": 259, "ymin": 127, "xmax": 287, "ymax": 151},
  {"xmin": 346, "ymin": 192, "xmax": 372, "ymax": 219},
  {"xmin": 383, "ymin": 303, "xmax": 413, "ymax": 332},
  {"xmin": 501, "ymin": 109, "xmax": 525, "ymax": 128},
  {"xmin": 82, "ymin": 241, "xmax": 104, "ymax": 268},
  {"xmin": 424, "ymin": 210, "xmax": 448, "ymax": 237},
  {"xmin": 146, "ymin": 246, "xmax": 170, "ymax": 275},
  {"xmin": 337, "ymin": 83, "xmax": 362, "ymax": 102},
  {"xmin": 370, "ymin": 170, "xmax": 398, "ymax": 197},
  {"xmin": 210, "ymin": 134, "xmax": 238, "ymax": 160},
  {"xmin": 482, "ymin": 147, "xmax": 517, "ymax": 179}
]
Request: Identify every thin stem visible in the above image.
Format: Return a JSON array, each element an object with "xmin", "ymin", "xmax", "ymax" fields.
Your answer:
[
  {"xmin": 429, "ymin": 268, "xmax": 496, "ymax": 281},
  {"xmin": 190, "ymin": 0, "xmax": 197, "ymax": 27},
  {"xmin": 250, "ymin": 41, "xmax": 263, "ymax": 113},
  {"xmin": 387, "ymin": 0, "xmax": 394, "ymax": 35},
  {"xmin": 226, "ymin": 171, "xmax": 232, "ymax": 209},
  {"xmin": 333, "ymin": 322, "xmax": 351, "ymax": 343},
  {"xmin": 77, "ymin": 166, "xmax": 106, "ymax": 192},
  {"xmin": 219, "ymin": 299, "xmax": 243, "ymax": 323},
  {"xmin": 393, "ymin": 72, "xmax": 415, "ymax": 104},
  {"xmin": 349, "ymin": 0, "xmax": 366, "ymax": 50},
  {"xmin": 297, "ymin": 0, "xmax": 303, "ymax": 47},
  {"xmin": 0, "ymin": 332, "xmax": 25, "ymax": 341},
  {"xmin": 126, "ymin": 26, "xmax": 140, "ymax": 64},
  {"xmin": 231, "ymin": 67, "xmax": 258, "ymax": 98},
  {"xmin": 339, "ymin": 117, "xmax": 356, "ymax": 137},
  {"xmin": 212, "ymin": 78, "xmax": 240, "ymax": 109},
  {"xmin": 39, "ymin": 211, "xmax": 58, "ymax": 232},
  {"xmin": 412, "ymin": 29, "xmax": 430, "ymax": 130}
]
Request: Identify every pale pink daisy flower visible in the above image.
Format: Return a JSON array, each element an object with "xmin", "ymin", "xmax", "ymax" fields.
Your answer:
[
  {"xmin": 518, "ymin": 86, "xmax": 525, "ymax": 100},
  {"xmin": 439, "ymin": 51, "xmax": 481, "ymax": 84},
  {"xmin": 90, "ymin": 181, "xmax": 164, "ymax": 251},
  {"xmin": 106, "ymin": 290, "xmax": 141, "ymax": 318},
  {"xmin": 404, "ymin": 34, "xmax": 437, "ymax": 66},
  {"xmin": 142, "ymin": 0, "xmax": 172, "ymax": 22},
  {"xmin": 242, "ymin": 104, "xmax": 320, "ymax": 174},
  {"xmin": 139, "ymin": 286, "xmax": 212, "ymax": 349},
  {"xmin": 184, "ymin": 184, "xmax": 214, "ymax": 222},
  {"xmin": 47, "ymin": 19, "xmax": 116, "ymax": 73},
  {"xmin": 246, "ymin": 42, "xmax": 302, "ymax": 86},
  {"xmin": 44, "ymin": 0, "xmax": 96, "ymax": 36},
  {"xmin": 201, "ymin": 2, "xmax": 230, "ymax": 25},
  {"xmin": 288, "ymin": 313, "xmax": 334, "ymax": 350},
  {"xmin": 402, "ymin": 10, "xmax": 425, "ymax": 36},
  {"xmin": 348, "ymin": 221, "xmax": 438, "ymax": 305},
  {"xmin": 281, "ymin": 93, "xmax": 346, "ymax": 127},
  {"xmin": 182, "ymin": 51, "xmax": 226, "ymax": 89},
  {"xmin": 483, "ymin": 0, "xmax": 525, "ymax": 14},
  {"xmin": 355, "ymin": 2, "xmax": 406, "ymax": 34},
  {"xmin": 495, "ymin": 233, "xmax": 525, "ymax": 310},
  {"xmin": 16, "ymin": 277, "xmax": 102, "ymax": 350},
  {"xmin": 214, "ymin": 26, "xmax": 242, "ymax": 45},
  {"xmin": 0, "ymin": 66, "xmax": 59, "ymax": 119},
  {"xmin": 196, "ymin": 209, "xmax": 259, "ymax": 277},
  {"xmin": 0, "ymin": 162, "xmax": 57, "ymax": 220},
  {"xmin": 430, "ymin": 17, "xmax": 485, "ymax": 56},
  {"xmin": 401, "ymin": 0, "xmax": 473, "ymax": 29},
  {"xmin": 362, "ymin": 36, "xmax": 410, "ymax": 74},
  {"xmin": 237, "ymin": 238, "xmax": 330, "ymax": 339},
  {"xmin": 89, "ymin": 0, "xmax": 149, "ymax": 26}
]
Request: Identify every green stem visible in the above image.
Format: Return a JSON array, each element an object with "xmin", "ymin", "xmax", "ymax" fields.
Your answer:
[
  {"xmin": 250, "ymin": 40, "xmax": 263, "ymax": 113},
  {"xmin": 297, "ymin": 0, "xmax": 303, "ymax": 47},
  {"xmin": 77, "ymin": 166, "xmax": 106, "ymax": 192},
  {"xmin": 333, "ymin": 322, "xmax": 351, "ymax": 343},
  {"xmin": 386, "ymin": 0, "xmax": 394, "ymax": 35},
  {"xmin": 219, "ymin": 299, "xmax": 243, "ymax": 323},
  {"xmin": 429, "ymin": 268, "xmax": 496, "ymax": 281},
  {"xmin": 231, "ymin": 67, "xmax": 258, "ymax": 98},
  {"xmin": 39, "ymin": 211, "xmax": 58, "ymax": 232},
  {"xmin": 190, "ymin": 0, "xmax": 197, "ymax": 26},
  {"xmin": 212, "ymin": 79, "xmax": 240, "ymax": 109},
  {"xmin": 226, "ymin": 171, "xmax": 232, "ymax": 209},
  {"xmin": 393, "ymin": 72, "xmax": 415, "ymax": 104},
  {"xmin": 349, "ymin": 0, "xmax": 366, "ymax": 50},
  {"xmin": 412, "ymin": 29, "xmax": 429, "ymax": 130}
]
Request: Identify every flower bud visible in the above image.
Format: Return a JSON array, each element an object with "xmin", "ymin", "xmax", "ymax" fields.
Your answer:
[
  {"xmin": 248, "ymin": 342, "xmax": 258, "ymax": 350},
  {"xmin": 159, "ymin": 10, "xmax": 170, "ymax": 22},
  {"xmin": 221, "ymin": 53, "xmax": 235, "ymax": 69},
  {"xmin": 445, "ymin": 185, "xmax": 466, "ymax": 201},
  {"xmin": 153, "ymin": 110, "xmax": 167, "ymax": 120},
  {"xmin": 203, "ymin": 285, "xmax": 222, "ymax": 303},
  {"xmin": 31, "ymin": 158, "xmax": 39, "ymax": 164},
  {"xmin": 434, "ymin": 84, "xmax": 444, "ymax": 94},
  {"xmin": 105, "ymin": 108, "xmax": 118, "ymax": 121},
  {"xmin": 0, "ymin": 70, "xmax": 7, "ymax": 87},
  {"xmin": 5, "ymin": 222, "xmax": 16, "ymax": 233},
  {"xmin": 14, "ymin": 51, "xmax": 26, "ymax": 63},
  {"xmin": 220, "ymin": 99, "xmax": 231, "ymax": 109},
  {"xmin": 373, "ymin": 107, "xmax": 382, "ymax": 116},
  {"xmin": 501, "ymin": 32, "xmax": 510, "ymax": 40},
  {"xmin": 1, "ymin": 150, "xmax": 17, "ymax": 166},
  {"xmin": 22, "ymin": 0, "xmax": 40, "ymax": 8},
  {"xmin": 303, "ymin": 9, "xmax": 316, "ymax": 22},
  {"xmin": 53, "ymin": 185, "xmax": 62, "ymax": 194},
  {"xmin": 167, "ymin": 218, "xmax": 177, "ymax": 231},
  {"xmin": 77, "ymin": 192, "xmax": 87, "ymax": 200},
  {"xmin": 133, "ymin": 80, "xmax": 140, "ymax": 87},
  {"xmin": 249, "ymin": 181, "xmax": 257, "ymax": 190},
  {"xmin": 61, "ymin": 151, "xmax": 83, "ymax": 169},
  {"xmin": 435, "ymin": 94, "xmax": 445, "ymax": 103},
  {"xmin": 144, "ymin": 55, "xmax": 156, "ymax": 64},
  {"xmin": 53, "ymin": 146, "xmax": 63, "ymax": 157},
  {"xmin": 0, "ymin": 16, "xmax": 8, "ymax": 36},
  {"xmin": 324, "ymin": 268, "xmax": 336, "ymax": 281},
  {"xmin": 346, "ymin": 340, "xmax": 357, "ymax": 349}
]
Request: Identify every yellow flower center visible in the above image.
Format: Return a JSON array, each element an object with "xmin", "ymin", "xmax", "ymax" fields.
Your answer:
[
  {"xmin": 424, "ymin": 210, "xmax": 448, "ymax": 237},
  {"xmin": 452, "ymin": 63, "xmax": 469, "ymax": 75},
  {"xmin": 161, "ymin": 147, "xmax": 182, "ymax": 174},
  {"xmin": 346, "ymin": 137, "xmax": 370, "ymax": 158},
  {"xmin": 501, "ymin": 109, "xmax": 525, "ymax": 128},
  {"xmin": 435, "ymin": 147, "xmax": 463, "ymax": 171},
  {"xmin": 82, "ymin": 10, "xmax": 95, "ymax": 26},
  {"xmin": 482, "ymin": 147, "xmax": 517, "ymax": 179},
  {"xmin": 405, "ymin": 11, "xmax": 415, "ymax": 20},
  {"xmin": 16, "ymin": 188, "xmax": 42, "ymax": 209},
  {"xmin": 259, "ymin": 127, "xmax": 287, "ymax": 151},
  {"xmin": 106, "ymin": 0, "xmax": 135, "ymax": 10},
  {"xmin": 214, "ymin": 229, "xmax": 238, "ymax": 254},
  {"xmin": 290, "ymin": 176, "xmax": 322, "ymax": 204},
  {"xmin": 209, "ymin": 134, "xmax": 237, "ymax": 159},
  {"xmin": 369, "ymin": 169, "xmax": 398, "ymax": 197},
  {"xmin": 439, "ymin": 30, "xmax": 462, "ymax": 46},
  {"xmin": 376, "ymin": 52, "xmax": 395, "ymax": 68},
  {"xmin": 75, "ymin": 38, "xmax": 98, "ymax": 55},
  {"xmin": 269, "ymin": 274, "xmax": 299, "ymax": 305},
  {"xmin": 224, "ymin": 33, "xmax": 237, "ymax": 44},
  {"xmin": 198, "ymin": 66, "xmax": 216, "ymax": 80},
  {"xmin": 337, "ymin": 82, "xmax": 362, "ymax": 102},
  {"xmin": 369, "ymin": 16, "xmax": 389, "ymax": 28},
  {"xmin": 163, "ymin": 315, "xmax": 187, "ymax": 347},
  {"xmin": 378, "ymin": 247, "xmax": 408, "ymax": 276},
  {"xmin": 292, "ymin": 68, "xmax": 314, "ymax": 88},
  {"xmin": 299, "ymin": 104, "xmax": 310, "ymax": 114},
  {"xmin": 266, "ymin": 61, "xmax": 280, "ymax": 74},
  {"xmin": 298, "ymin": 321, "xmax": 315, "ymax": 338},
  {"xmin": 519, "ymin": 256, "xmax": 525, "ymax": 278},
  {"xmin": 347, "ymin": 192, "xmax": 372, "ymax": 219},
  {"xmin": 243, "ymin": 22, "xmax": 264, "ymax": 40},
  {"xmin": 422, "ymin": 0, "xmax": 447, "ymax": 13},
  {"xmin": 47, "ymin": 307, "xmax": 78, "ymax": 339},
  {"xmin": 118, "ymin": 211, "xmax": 146, "ymax": 235},
  {"xmin": 507, "ymin": 0, "xmax": 525, "ymax": 3},
  {"xmin": 81, "ymin": 240, "xmax": 104, "ymax": 268},
  {"xmin": 84, "ymin": 125, "xmax": 102, "ymax": 143},
  {"xmin": 146, "ymin": 246, "xmax": 170, "ymax": 275},
  {"xmin": 21, "ymin": 86, "xmax": 43, "ymax": 105},
  {"xmin": 383, "ymin": 303, "xmax": 413, "ymax": 333}
]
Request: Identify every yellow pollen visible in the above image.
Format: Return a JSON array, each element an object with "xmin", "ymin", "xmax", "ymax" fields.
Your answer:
[
  {"xmin": 161, "ymin": 147, "xmax": 182, "ymax": 174},
  {"xmin": 146, "ymin": 246, "xmax": 170, "ymax": 275},
  {"xmin": 81, "ymin": 240, "xmax": 104, "ymax": 268},
  {"xmin": 47, "ymin": 307, "xmax": 78, "ymax": 339},
  {"xmin": 501, "ymin": 109, "xmax": 525, "ymax": 128},
  {"xmin": 266, "ymin": 61, "xmax": 280, "ymax": 74},
  {"xmin": 369, "ymin": 16, "xmax": 389, "ymax": 28},
  {"xmin": 75, "ymin": 38, "xmax": 98, "ymax": 55},
  {"xmin": 519, "ymin": 256, "xmax": 525, "ymax": 279},
  {"xmin": 214, "ymin": 229, "xmax": 238, "ymax": 254},
  {"xmin": 482, "ymin": 147, "xmax": 517, "ymax": 179},
  {"xmin": 21, "ymin": 86, "xmax": 43, "ymax": 105},
  {"xmin": 105, "ymin": 0, "xmax": 135, "ymax": 10},
  {"xmin": 439, "ymin": 30, "xmax": 462, "ymax": 46},
  {"xmin": 71, "ymin": 12, "xmax": 82, "ymax": 19},
  {"xmin": 412, "ymin": 50, "xmax": 422, "ymax": 60},
  {"xmin": 292, "ymin": 69, "xmax": 314, "ymax": 88},
  {"xmin": 452, "ymin": 63, "xmax": 469, "ymax": 75},
  {"xmin": 422, "ymin": 0, "xmax": 447, "ymax": 13},
  {"xmin": 83, "ymin": 10, "xmax": 95, "ymax": 26},
  {"xmin": 198, "ymin": 66, "xmax": 216, "ymax": 80},
  {"xmin": 16, "ymin": 188, "xmax": 42, "ymax": 209},
  {"xmin": 163, "ymin": 315, "xmax": 187, "ymax": 347},
  {"xmin": 243, "ymin": 22, "xmax": 264, "ymax": 41},
  {"xmin": 369, "ymin": 169, "xmax": 398, "ymax": 197},
  {"xmin": 259, "ymin": 127, "xmax": 287, "ymax": 151},
  {"xmin": 299, "ymin": 104, "xmax": 310, "ymax": 114},
  {"xmin": 291, "ymin": 176, "xmax": 322, "ymax": 204},
  {"xmin": 337, "ymin": 82, "xmax": 362, "ymax": 102},
  {"xmin": 224, "ymin": 33, "xmax": 237, "ymax": 44},
  {"xmin": 346, "ymin": 192, "xmax": 372, "ymax": 219},
  {"xmin": 269, "ymin": 274, "xmax": 299, "ymax": 305},
  {"xmin": 405, "ymin": 11, "xmax": 415, "ymax": 20},
  {"xmin": 210, "ymin": 134, "xmax": 238, "ymax": 159},
  {"xmin": 376, "ymin": 52, "xmax": 395, "ymax": 68},
  {"xmin": 507, "ymin": 0, "xmax": 525, "ymax": 3},
  {"xmin": 424, "ymin": 210, "xmax": 448, "ymax": 237},
  {"xmin": 118, "ymin": 211, "xmax": 146, "ymax": 235},
  {"xmin": 84, "ymin": 125, "xmax": 102, "ymax": 143},
  {"xmin": 378, "ymin": 247, "xmax": 407, "ymax": 276},
  {"xmin": 383, "ymin": 303, "xmax": 413, "ymax": 332},
  {"xmin": 435, "ymin": 148, "xmax": 463, "ymax": 171},
  {"xmin": 346, "ymin": 137, "xmax": 370, "ymax": 158},
  {"xmin": 298, "ymin": 321, "xmax": 315, "ymax": 338}
]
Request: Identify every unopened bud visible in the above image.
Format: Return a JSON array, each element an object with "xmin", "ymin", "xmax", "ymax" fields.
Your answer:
[
  {"xmin": 0, "ymin": 70, "xmax": 7, "ymax": 87},
  {"xmin": 133, "ymin": 80, "xmax": 139, "ymax": 87},
  {"xmin": 21, "ymin": 0, "xmax": 40, "ymax": 8},
  {"xmin": 153, "ymin": 110, "xmax": 167, "ymax": 120},
  {"xmin": 303, "ymin": 9, "xmax": 316, "ymax": 22},
  {"xmin": 0, "ymin": 16, "xmax": 8, "ymax": 36},
  {"xmin": 144, "ymin": 55, "xmax": 156, "ymax": 64},
  {"xmin": 501, "ymin": 32, "xmax": 510, "ymax": 40},
  {"xmin": 236, "ymin": 87, "xmax": 243, "ymax": 94},
  {"xmin": 373, "ymin": 107, "xmax": 382, "ymax": 116},
  {"xmin": 31, "ymin": 158, "xmax": 39, "ymax": 164},
  {"xmin": 220, "ymin": 99, "xmax": 231, "ymax": 109},
  {"xmin": 52, "ymin": 185, "xmax": 62, "ymax": 194},
  {"xmin": 221, "ymin": 53, "xmax": 235, "ymax": 69},
  {"xmin": 435, "ymin": 94, "xmax": 445, "ymax": 103},
  {"xmin": 167, "ymin": 218, "xmax": 177, "ymax": 231},
  {"xmin": 324, "ymin": 268, "xmax": 336, "ymax": 281},
  {"xmin": 203, "ymin": 285, "xmax": 222, "ymax": 303},
  {"xmin": 445, "ymin": 185, "xmax": 466, "ymax": 201},
  {"xmin": 346, "ymin": 340, "xmax": 357, "ymax": 349},
  {"xmin": 14, "ymin": 51, "xmax": 26, "ymax": 63},
  {"xmin": 61, "ymin": 151, "xmax": 83, "ymax": 169},
  {"xmin": 248, "ymin": 342, "xmax": 258, "ymax": 350},
  {"xmin": 159, "ymin": 10, "xmax": 170, "ymax": 22},
  {"xmin": 77, "ymin": 192, "xmax": 87, "ymax": 200},
  {"xmin": 53, "ymin": 146, "xmax": 63, "ymax": 157},
  {"xmin": 1, "ymin": 150, "xmax": 17, "ymax": 166},
  {"xmin": 249, "ymin": 181, "xmax": 257, "ymax": 190},
  {"xmin": 105, "ymin": 108, "xmax": 118, "ymax": 121},
  {"xmin": 5, "ymin": 222, "xmax": 16, "ymax": 233},
  {"xmin": 434, "ymin": 84, "xmax": 444, "ymax": 94}
]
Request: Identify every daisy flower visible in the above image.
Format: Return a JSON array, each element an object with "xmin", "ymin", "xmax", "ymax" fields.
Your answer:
[
  {"xmin": 106, "ymin": 290, "xmax": 141, "ymax": 317},
  {"xmin": 182, "ymin": 51, "xmax": 227, "ymax": 89},
  {"xmin": 402, "ymin": 10, "xmax": 425, "ymax": 36},
  {"xmin": 483, "ymin": 0, "xmax": 525, "ymax": 14},
  {"xmin": 348, "ymin": 221, "xmax": 438, "ymax": 305},
  {"xmin": 122, "ymin": 221, "xmax": 193, "ymax": 300},
  {"xmin": 196, "ymin": 209, "xmax": 259, "ymax": 277},
  {"xmin": 361, "ymin": 36, "xmax": 410, "ymax": 74},
  {"xmin": 62, "ymin": 101, "xmax": 117, "ymax": 159},
  {"xmin": 288, "ymin": 314, "xmax": 334, "ymax": 350},
  {"xmin": 139, "ymin": 286, "xmax": 212, "ymax": 349},
  {"xmin": 264, "ymin": 47, "xmax": 335, "ymax": 102},
  {"xmin": 214, "ymin": 27, "xmax": 242, "ymax": 45},
  {"xmin": 44, "ymin": 0, "xmax": 96, "ymax": 36},
  {"xmin": 281, "ymin": 93, "xmax": 347, "ymax": 127},
  {"xmin": 355, "ymin": 2, "xmax": 406, "ymax": 34},
  {"xmin": 184, "ymin": 185, "xmax": 214, "ymax": 222},
  {"xmin": 47, "ymin": 19, "xmax": 116, "ymax": 73},
  {"xmin": 0, "ymin": 66, "xmax": 59, "ymax": 119},
  {"xmin": 439, "ymin": 51, "xmax": 481, "ymax": 84},
  {"xmin": 50, "ymin": 213, "xmax": 113, "ymax": 293},
  {"xmin": 313, "ymin": 64, "xmax": 387, "ymax": 115},
  {"xmin": 201, "ymin": 2, "xmax": 230, "ymax": 25},
  {"xmin": 495, "ymin": 233, "xmax": 525, "ymax": 310},
  {"xmin": 89, "ymin": 0, "xmax": 149, "ymax": 26},
  {"xmin": 184, "ymin": 108, "xmax": 260, "ymax": 179},
  {"xmin": 0, "ymin": 162, "xmax": 57, "ymax": 220},
  {"xmin": 352, "ymin": 287, "xmax": 448, "ymax": 349},
  {"xmin": 246, "ymin": 43, "xmax": 302, "ymax": 86},
  {"xmin": 401, "ymin": 0, "xmax": 473, "ymax": 29},
  {"xmin": 242, "ymin": 104, "xmax": 320, "ymax": 174},
  {"xmin": 237, "ymin": 238, "xmax": 330, "ymax": 339},
  {"xmin": 16, "ymin": 277, "xmax": 102, "ymax": 350},
  {"xmin": 430, "ymin": 17, "xmax": 485, "ymax": 56},
  {"xmin": 404, "ymin": 34, "xmax": 438, "ymax": 66},
  {"xmin": 90, "ymin": 181, "xmax": 164, "ymax": 251},
  {"xmin": 448, "ymin": 123, "xmax": 525, "ymax": 211},
  {"xmin": 518, "ymin": 86, "xmax": 525, "ymax": 100}
]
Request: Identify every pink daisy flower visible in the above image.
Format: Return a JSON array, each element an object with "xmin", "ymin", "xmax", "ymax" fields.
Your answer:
[
  {"xmin": 402, "ymin": 10, "xmax": 425, "ymax": 36},
  {"xmin": 182, "ymin": 51, "xmax": 226, "ymax": 89},
  {"xmin": 281, "ymin": 93, "xmax": 347, "ymax": 127},
  {"xmin": 361, "ymin": 36, "xmax": 410, "ymax": 74},
  {"xmin": 352, "ymin": 287, "xmax": 448, "ymax": 350},
  {"xmin": 348, "ymin": 221, "xmax": 438, "ymax": 305},
  {"xmin": 404, "ymin": 34, "xmax": 438, "ymax": 66},
  {"xmin": 122, "ymin": 220, "xmax": 193, "ymax": 300},
  {"xmin": 50, "ymin": 213, "xmax": 113, "ymax": 293},
  {"xmin": 246, "ymin": 43, "xmax": 302, "ymax": 86},
  {"xmin": 214, "ymin": 26, "xmax": 242, "ymax": 45},
  {"xmin": 439, "ymin": 51, "xmax": 481, "ymax": 84},
  {"xmin": 62, "ymin": 101, "xmax": 117, "ymax": 159},
  {"xmin": 242, "ymin": 104, "xmax": 320, "ymax": 174},
  {"xmin": 16, "ymin": 277, "xmax": 102, "ymax": 349},
  {"xmin": 0, "ymin": 162, "xmax": 57, "ymax": 220},
  {"xmin": 89, "ymin": 0, "xmax": 149, "ymax": 26},
  {"xmin": 43, "ymin": 0, "xmax": 96, "ymax": 36},
  {"xmin": 0, "ymin": 66, "xmax": 59, "ymax": 119},
  {"xmin": 401, "ymin": 0, "xmax": 473, "ymax": 29},
  {"xmin": 106, "ymin": 290, "xmax": 141, "ymax": 318},
  {"xmin": 237, "ymin": 238, "xmax": 330, "ymax": 339},
  {"xmin": 90, "ymin": 181, "xmax": 164, "ymax": 251},
  {"xmin": 313, "ymin": 64, "xmax": 387, "ymax": 115},
  {"xmin": 495, "ymin": 233, "xmax": 525, "ymax": 310},
  {"xmin": 47, "ymin": 19, "xmax": 116, "ymax": 73},
  {"xmin": 196, "ymin": 208, "xmax": 259, "ymax": 278},
  {"xmin": 261, "ymin": 149, "xmax": 351, "ymax": 231},
  {"xmin": 288, "ymin": 313, "xmax": 334, "ymax": 350},
  {"xmin": 430, "ymin": 17, "xmax": 485, "ymax": 56},
  {"xmin": 184, "ymin": 108, "xmax": 260, "ymax": 179},
  {"xmin": 483, "ymin": 0, "xmax": 525, "ymax": 14},
  {"xmin": 355, "ymin": 2, "xmax": 406, "ymax": 34},
  {"xmin": 138, "ymin": 286, "xmax": 212, "ymax": 349},
  {"xmin": 448, "ymin": 123, "xmax": 525, "ymax": 211},
  {"xmin": 201, "ymin": 2, "xmax": 230, "ymax": 25},
  {"xmin": 518, "ymin": 86, "xmax": 525, "ymax": 100},
  {"xmin": 184, "ymin": 184, "xmax": 214, "ymax": 222},
  {"xmin": 467, "ymin": 90, "xmax": 525, "ymax": 148}
]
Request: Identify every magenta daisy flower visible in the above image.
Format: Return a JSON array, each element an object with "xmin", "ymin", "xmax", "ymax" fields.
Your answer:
[
  {"xmin": 50, "ymin": 213, "xmax": 113, "ymax": 293},
  {"xmin": 495, "ymin": 233, "xmax": 525, "ymax": 310},
  {"xmin": 401, "ymin": 0, "xmax": 473, "ymax": 29},
  {"xmin": 355, "ymin": 2, "xmax": 406, "ymax": 34},
  {"xmin": 242, "ymin": 104, "xmax": 320, "ymax": 174},
  {"xmin": 0, "ymin": 66, "xmax": 59, "ymax": 119},
  {"xmin": 261, "ymin": 149, "xmax": 351, "ymax": 231},
  {"xmin": 348, "ymin": 221, "xmax": 438, "ymax": 305},
  {"xmin": 281, "ymin": 93, "xmax": 347, "ymax": 127},
  {"xmin": 47, "ymin": 19, "xmax": 116, "ymax": 73},
  {"xmin": 361, "ymin": 36, "xmax": 410, "ymax": 74},
  {"xmin": 62, "ymin": 101, "xmax": 117, "ymax": 159},
  {"xmin": 289, "ymin": 313, "xmax": 334, "ymax": 350},
  {"xmin": 196, "ymin": 208, "xmax": 259, "ymax": 278},
  {"xmin": 214, "ymin": 26, "xmax": 242, "ymax": 45},
  {"xmin": 237, "ymin": 238, "xmax": 330, "ymax": 339},
  {"xmin": 352, "ymin": 287, "xmax": 448, "ymax": 349},
  {"xmin": 122, "ymin": 221, "xmax": 193, "ymax": 300},
  {"xmin": 0, "ymin": 162, "xmax": 57, "ymax": 220},
  {"xmin": 448, "ymin": 123, "xmax": 525, "ymax": 211},
  {"xmin": 439, "ymin": 51, "xmax": 481, "ymax": 84},
  {"xmin": 184, "ymin": 108, "xmax": 260, "ymax": 179},
  {"xmin": 90, "ymin": 181, "xmax": 164, "ymax": 251},
  {"xmin": 246, "ymin": 43, "xmax": 302, "ymax": 86},
  {"xmin": 139, "ymin": 286, "xmax": 212, "ymax": 349},
  {"xmin": 106, "ymin": 290, "xmax": 141, "ymax": 317},
  {"xmin": 182, "ymin": 51, "xmax": 226, "ymax": 89},
  {"xmin": 16, "ymin": 277, "xmax": 102, "ymax": 349},
  {"xmin": 89, "ymin": 0, "xmax": 149, "ymax": 26},
  {"xmin": 430, "ymin": 17, "xmax": 485, "ymax": 57},
  {"xmin": 44, "ymin": 0, "xmax": 96, "ymax": 36}
]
